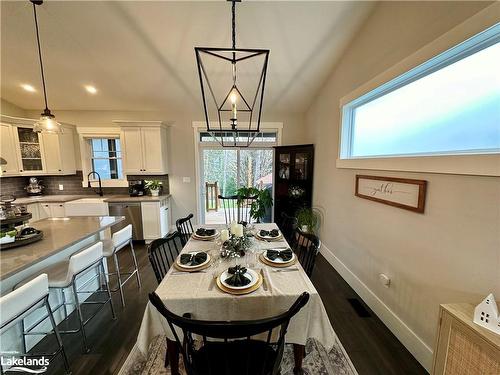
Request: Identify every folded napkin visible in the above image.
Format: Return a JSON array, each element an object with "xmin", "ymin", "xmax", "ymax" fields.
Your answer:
[
  {"xmin": 225, "ymin": 265, "xmax": 251, "ymax": 287},
  {"xmin": 196, "ymin": 228, "xmax": 216, "ymax": 237},
  {"xmin": 180, "ymin": 252, "xmax": 208, "ymax": 266},
  {"xmin": 259, "ymin": 229, "xmax": 280, "ymax": 238},
  {"xmin": 266, "ymin": 248, "xmax": 293, "ymax": 262}
]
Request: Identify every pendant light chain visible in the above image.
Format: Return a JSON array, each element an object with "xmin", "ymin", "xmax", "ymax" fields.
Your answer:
[
  {"xmin": 231, "ymin": 0, "xmax": 236, "ymax": 50},
  {"xmin": 32, "ymin": 2, "xmax": 49, "ymax": 112},
  {"xmin": 231, "ymin": 0, "xmax": 237, "ymax": 85}
]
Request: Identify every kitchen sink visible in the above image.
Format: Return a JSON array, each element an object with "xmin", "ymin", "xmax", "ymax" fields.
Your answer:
[{"xmin": 65, "ymin": 197, "xmax": 109, "ymax": 216}]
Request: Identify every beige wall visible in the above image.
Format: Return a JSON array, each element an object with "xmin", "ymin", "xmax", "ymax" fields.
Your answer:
[
  {"xmin": 1, "ymin": 98, "xmax": 27, "ymax": 117},
  {"xmin": 304, "ymin": 1, "xmax": 499, "ymax": 370},
  {"xmin": 21, "ymin": 109, "xmax": 304, "ymax": 222}
]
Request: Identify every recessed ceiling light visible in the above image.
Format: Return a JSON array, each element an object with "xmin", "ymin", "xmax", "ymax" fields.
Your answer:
[
  {"xmin": 84, "ymin": 85, "xmax": 98, "ymax": 94},
  {"xmin": 21, "ymin": 84, "xmax": 36, "ymax": 92}
]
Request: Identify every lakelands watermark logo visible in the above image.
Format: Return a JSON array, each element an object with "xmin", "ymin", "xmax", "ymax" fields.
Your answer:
[{"xmin": 1, "ymin": 355, "xmax": 49, "ymax": 373}]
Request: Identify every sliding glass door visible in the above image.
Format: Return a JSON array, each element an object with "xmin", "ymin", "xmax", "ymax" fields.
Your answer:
[{"xmin": 200, "ymin": 147, "xmax": 274, "ymax": 224}]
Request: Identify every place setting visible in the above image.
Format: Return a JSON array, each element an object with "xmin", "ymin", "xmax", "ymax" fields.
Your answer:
[
  {"xmin": 255, "ymin": 228, "xmax": 284, "ymax": 242},
  {"xmin": 191, "ymin": 227, "xmax": 219, "ymax": 241},
  {"xmin": 259, "ymin": 247, "xmax": 298, "ymax": 271},
  {"xmin": 215, "ymin": 264, "xmax": 263, "ymax": 295},
  {"xmin": 172, "ymin": 251, "xmax": 212, "ymax": 273}
]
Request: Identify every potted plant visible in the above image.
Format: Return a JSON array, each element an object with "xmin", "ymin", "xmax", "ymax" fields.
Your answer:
[
  {"xmin": 145, "ymin": 180, "xmax": 162, "ymax": 197},
  {"xmin": 295, "ymin": 207, "xmax": 320, "ymax": 234},
  {"xmin": 236, "ymin": 186, "xmax": 273, "ymax": 223}
]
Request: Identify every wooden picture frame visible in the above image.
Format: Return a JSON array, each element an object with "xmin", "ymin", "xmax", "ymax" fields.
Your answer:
[{"xmin": 355, "ymin": 175, "xmax": 427, "ymax": 213}]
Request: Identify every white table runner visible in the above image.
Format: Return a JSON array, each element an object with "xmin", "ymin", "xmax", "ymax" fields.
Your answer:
[{"xmin": 136, "ymin": 223, "xmax": 337, "ymax": 356}]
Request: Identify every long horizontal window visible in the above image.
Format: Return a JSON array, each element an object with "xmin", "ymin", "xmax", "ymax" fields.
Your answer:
[{"xmin": 340, "ymin": 23, "xmax": 500, "ymax": 159}]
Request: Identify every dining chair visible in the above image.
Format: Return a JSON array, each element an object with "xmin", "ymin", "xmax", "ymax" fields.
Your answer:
[
  {"xmin": 149, "ymin": 291, "xmax": 310, "ymax": 375},
  {"xmin": 175, "ymin": 213, "xmax": 194, "ymax": 246},
  {"xmin": 291, "ymin": 229, "xmax": 321, "ymax": 278},
  {"xmin": 278, "ymin": 212, "xmax": 297, "ymax": 244},
  {"xmin": 218, "ymin": 194, "xmax": 257, "ymax": 225},
  {"xmin": 148, "ymin": 232, "xmax": 183, "ymax": 284},
  {"xmin": 0, "ymin": 274, "xmax": 71, "ymax": 375}
]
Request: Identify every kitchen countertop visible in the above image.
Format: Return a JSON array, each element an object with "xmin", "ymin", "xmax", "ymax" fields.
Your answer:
[
  {"xmin": 13, "ymin": 194, "xmax": 171, "ymax": 205},
  {"xmin": 0, "ymin": 216, "xmax": 124, "ymax": 281},
  {"xmin": 14, "ymin": 195, "xmax": 89, "ymax": 204},
  {"xmin": 104, "ymin": 194, "xmax": 170, "ymax": 203}
]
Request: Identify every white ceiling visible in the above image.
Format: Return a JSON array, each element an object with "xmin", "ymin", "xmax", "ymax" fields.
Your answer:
[{"xmin": 1, "ymin": 1, "xmax": 374, "ymax": 116}]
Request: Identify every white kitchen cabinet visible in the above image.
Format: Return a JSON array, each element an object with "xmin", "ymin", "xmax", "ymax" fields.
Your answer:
[
  {"xmin": 27, "ymin": 203, "xmax": 40, "ymax": 223},
  {"xmin": 13, "ymin": 126, "xmax": 45, "ymax": 175},
  {"xmin": 0, "ymin": 117, "xmax": 77, "ymax": 177},
  {"xmin": 40, "ymin": 203, "xmax": 66, "ymax": 218},
  {"xmin": 0, "ymin": 123, "xmax": 19, "ymax": 175},
  {"xmin": 42, "ymin": 126, "xmax": 76, "ymax": 174},
  {"xmin": 141, "ymin": 197, "xmax": 170, "ymax": 242},
  {"xmin": 41, "ymin": 126, "xmax": 76, "ymax": 175},
  {"xmin": 118, "ymin": 122, "xmax": 169, "ymax": 175}
]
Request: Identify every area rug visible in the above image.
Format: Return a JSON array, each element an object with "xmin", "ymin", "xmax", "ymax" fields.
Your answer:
[{"xmin": 119, "ymin": 336, "xmax": 358, "ymax": 375}]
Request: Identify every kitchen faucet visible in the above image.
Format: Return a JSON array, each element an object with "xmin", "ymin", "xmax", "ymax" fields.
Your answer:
[{"xmin": 87, "ymin": 171, "xmax": 103, "ymax": 196}]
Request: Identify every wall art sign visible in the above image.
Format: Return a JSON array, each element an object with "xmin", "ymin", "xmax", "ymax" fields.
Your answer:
[{"xmin": 355, "ymin": 175, "xmax": 427, "ymax": 213}]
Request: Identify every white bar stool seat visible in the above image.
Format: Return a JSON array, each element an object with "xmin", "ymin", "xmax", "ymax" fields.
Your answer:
[
  {"xmin": 15, "ymin": 242, "xmax": 116, "ymax": 354},
  {"xmin": 1, "ymin": 274, "xmax": 70, "ymax": 374},
  {"xmin": 104, "ymin": 224, "xmax": 141, "ymax": 307}
]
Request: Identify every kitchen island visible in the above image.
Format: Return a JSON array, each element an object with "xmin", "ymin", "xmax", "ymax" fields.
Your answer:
[
  {"xmin": 0, "ymin": 216, "xmax": 124, "ymax": 352},
  {"xmin": 0, "ymin": 215, "xmax": 124, "ymax": 293}
]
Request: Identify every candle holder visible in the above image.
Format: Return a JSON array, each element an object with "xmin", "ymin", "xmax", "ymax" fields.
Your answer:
[{"xmin": 221, "ymin": 233, "xmax": 251, "ymax": 259}]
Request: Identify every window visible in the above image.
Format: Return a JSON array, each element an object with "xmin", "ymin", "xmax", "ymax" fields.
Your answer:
[
  {"xmin": 199, "ymin": 131, "xmax": 277, "ymax": 145},
  {"xmin": 340, "ymin": 24, "xmax": 500, "ymax": 159},
  {"xmin": 90, "ymin": 138, "xmax": 123, "ymax": 179}
]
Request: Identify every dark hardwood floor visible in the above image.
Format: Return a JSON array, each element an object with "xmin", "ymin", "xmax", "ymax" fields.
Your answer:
[
  {"xmin": 34, "ymin": 244, "xmax": 426, "ymax": 375},
  {"xmin": 310, "ymin": 256, "xmax": 426, "ymax": 375}
]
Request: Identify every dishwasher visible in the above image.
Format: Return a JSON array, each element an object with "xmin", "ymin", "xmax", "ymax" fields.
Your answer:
[{"xmin": 108, "ymin": 202, "xmax": 144, "ymax": 241}]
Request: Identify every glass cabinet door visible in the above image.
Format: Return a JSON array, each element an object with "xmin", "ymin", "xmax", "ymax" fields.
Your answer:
[
  {"xmin": 294, "ymin": 152, "xmax": 309, "ymax": 180},
  {"xmin": 278, "ymin": 153, "xmax": 290, "ymax": 179},
  {"xmin": 17, "ymin": 127, "xmax": 43, "ymax": 172}
]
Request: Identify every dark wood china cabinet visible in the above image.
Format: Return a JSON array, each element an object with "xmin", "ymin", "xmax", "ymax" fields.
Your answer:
[{"xmin": 273, "ymin": 144, "xmax": 314, "ymax": 224}]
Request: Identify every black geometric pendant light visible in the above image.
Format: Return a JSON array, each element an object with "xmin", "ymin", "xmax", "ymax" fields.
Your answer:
[
  {"xmin": 30, "ymin": 0, "xmax": 62, "ymax": 134},
  {"xmin": 195, "ymin": 0, "xmax": 269, "ymax": 147}
]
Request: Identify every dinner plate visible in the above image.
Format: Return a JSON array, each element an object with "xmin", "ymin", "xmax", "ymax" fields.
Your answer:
[
  {"xmin": 264, "ymin": 249, "xmax": 296, "ymax": 264},
  {"xmin": 192, "ymin": 230, "xmax": 219, "ymax": 241},
  {"xmin": 256, "ymin": 231, "xmax": 283, "ymax": 241},
  {"xmin": 220, "ymin": 268, "xmax": 259, "ymax": 290},
  {"xmin": 175, "ymin": 252, "xmax": 211, "ymax": 269}
]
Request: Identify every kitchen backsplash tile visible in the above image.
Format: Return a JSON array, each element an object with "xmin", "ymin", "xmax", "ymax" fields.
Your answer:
[{"xmin": 0, "ymin": 171, "xmax": 169, "ymax": 198}]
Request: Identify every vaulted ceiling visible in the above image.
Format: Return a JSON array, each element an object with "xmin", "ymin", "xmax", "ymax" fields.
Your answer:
[{"xmin": 1, "ymin": 1, "xmax": 374, "ymax": 116}]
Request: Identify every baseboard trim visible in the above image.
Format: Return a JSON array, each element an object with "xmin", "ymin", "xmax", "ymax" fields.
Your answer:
[{"xmin": 319, "ymin": 244, "xmax": 433, "ymax": 372}]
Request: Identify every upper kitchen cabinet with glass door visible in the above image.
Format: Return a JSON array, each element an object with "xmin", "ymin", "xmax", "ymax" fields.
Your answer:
[
  {"xmin": 274, "ymin": 144, "xmax": 314, "ymax": 222},
  {"xmin": 14, "ymin": 126, "xmax": 45, "ymax": 174}
]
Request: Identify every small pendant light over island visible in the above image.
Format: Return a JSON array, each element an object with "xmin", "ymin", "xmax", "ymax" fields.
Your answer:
[{"xmin": 30, "ymin": 0, "xmax": 62, "ymax": 134}]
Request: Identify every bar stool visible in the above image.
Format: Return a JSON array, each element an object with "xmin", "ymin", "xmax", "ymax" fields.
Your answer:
[
  {"xmin": 102, "ymin": 224, "xmax": 141, "ymax": 307},
  {"xmin": 0, "ymin": 274, "xmax": 71, "ymax": 374},
  {"xmin": 17, "ymin": 242, "xmax": 116, "ymax": 353}
]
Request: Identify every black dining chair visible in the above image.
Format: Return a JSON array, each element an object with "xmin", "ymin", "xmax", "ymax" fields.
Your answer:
[
  {"xmin": 218, "ymin": 194, "xmax": 257, "ymax": 225},
  {"xmin": 148, "ymin": 291, "xmax": 310, "ymax": 375},
  {"xmin": 148, "ymin": 232, "xmax": 183, "ymax": 285},
  {"xmin": 290, "ymin": 229, "xmax": 321, "ymax": 278},
  {"xmin": 176, "ymin": 213, "xmax": 194, "ymax": 246},
  {"xmin": 278, "ymin": 212, "xmax": 297, "ymax": 244}
]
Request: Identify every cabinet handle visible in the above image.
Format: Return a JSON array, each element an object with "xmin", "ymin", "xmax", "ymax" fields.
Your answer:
[
  {"xmin": 20, "ymin": 169, "xmax": 23, "ymax": 172},
  {"xmin": 59, "ymin": 204, "xmax": 63, "ymax": 207},
  {"xmin": 58, "ymin": 169, "xmax": 62, "ymax": 171}
]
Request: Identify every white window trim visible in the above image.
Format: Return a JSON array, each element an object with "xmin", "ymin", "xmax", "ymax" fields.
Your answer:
[
  {"xmin": 77, "ymin": 127, "xmax": 129, "ymax": 187},
  {"xmin": 337, "ymin": 5, "xmax": 500, "ymax": 177}
]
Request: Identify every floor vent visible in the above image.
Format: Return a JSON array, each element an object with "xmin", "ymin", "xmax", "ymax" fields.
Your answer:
[{"xmin": 347, "ymin": 298, "xmax": 371, "ymax": 318}]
